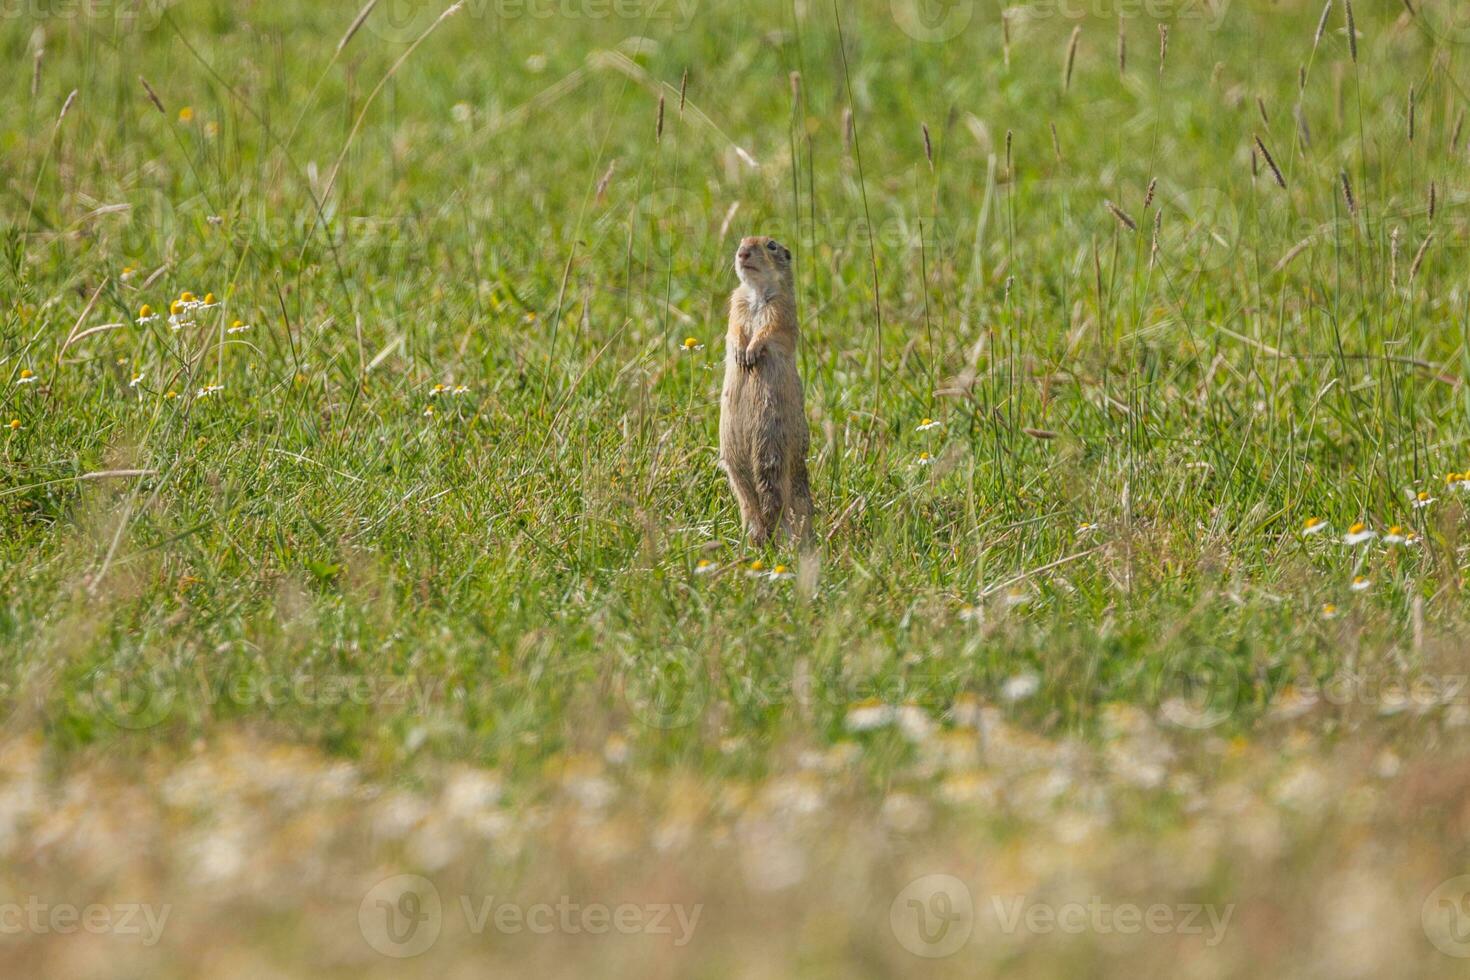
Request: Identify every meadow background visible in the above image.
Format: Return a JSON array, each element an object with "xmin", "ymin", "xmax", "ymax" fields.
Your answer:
[{"xmin": 5, "ymin": 0, "xmax": 1470, "ymax": 975}]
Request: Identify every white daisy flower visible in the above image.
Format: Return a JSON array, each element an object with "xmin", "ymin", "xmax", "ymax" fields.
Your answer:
[
  {"xmin": 195, "ymin": 384, "xmax": 224, "ymax": 398},
  {"xmin": 1001, "ymin": 672, "xmax": 1041, "ymax": 703},
  {"xmin": 895, "ymin": 704, "xmax": 934, "ymax": 742},
  {"xmin": 844, "ymin": 700, "xmax": 894, "ymax": 732},
  {"xmin": 1301, "ymin": 517, "xmax": 1328, "ymax": 536},
  {"xmin": 1411, "ymin": 490, "xmax": 1435, "ymax": 510},
  {"xmin": 1383, "ymin": 526, "xmax": 1407, "ymax": 546},
  {"xmin": 16, "ymin": 369, "xmax": 37, "ymax": 386},
  {"xmin": 1343, "ymin": 523, "xmax": 1375, "ymax": 546},
  {"xmin": 916, "ymin": 452, "xmax": 933, "ymax": 467},
  {"xmin": 227, "ymin": 320, "xmax": 252, "ymax": 334},
  {"xmin": 1350, "ymin": 575, "xmax": 1372, "ymax": 593},
  {"xmin": 916, "ymin": 417, "xmax": 942, "ymax": 432}
]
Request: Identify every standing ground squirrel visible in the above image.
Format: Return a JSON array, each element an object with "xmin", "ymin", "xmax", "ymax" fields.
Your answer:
[{"xmin": 719, "ymin": 235, "xmax": 814, "ymax": 547}]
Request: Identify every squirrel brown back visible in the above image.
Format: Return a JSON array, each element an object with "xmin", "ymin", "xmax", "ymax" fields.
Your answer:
[{"xmin": 718, "ymin": 236, "xmax": 813, "ymax": 547}]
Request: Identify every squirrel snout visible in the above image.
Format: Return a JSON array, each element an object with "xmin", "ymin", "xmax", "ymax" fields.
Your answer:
[{"xmin": 737, "ymin": 246, "xmax": 754, "ymax": 261}]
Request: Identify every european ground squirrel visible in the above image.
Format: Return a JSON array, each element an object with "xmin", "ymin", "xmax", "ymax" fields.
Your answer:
[{"xmin": 719, "ymin": 235, "xmax": 814, "ymax": 546}]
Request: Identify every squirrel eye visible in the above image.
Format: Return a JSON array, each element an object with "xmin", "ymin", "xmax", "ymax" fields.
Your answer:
[{"xmin": 766, "ymin": 240, "xmax": 779, "ymax": 251}]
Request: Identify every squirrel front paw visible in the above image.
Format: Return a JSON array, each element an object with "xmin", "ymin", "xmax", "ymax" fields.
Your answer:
[{"xmin": 737, "ymin": 340, "xmax": 766, "ymax": 371}]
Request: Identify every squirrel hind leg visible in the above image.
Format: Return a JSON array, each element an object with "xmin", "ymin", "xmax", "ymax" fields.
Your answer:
[
  {"xmin": 784, "ymin": 461, "xmax": 814, "ymax": 544},
  {"xmin": 755, "ymin": 459, "xmax": 788, "ymax": 545},
  {"xmin": 726, "ymin": 467, "xmax": 766, "ymax": 542}
]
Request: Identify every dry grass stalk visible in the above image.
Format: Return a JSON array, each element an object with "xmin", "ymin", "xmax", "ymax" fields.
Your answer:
[
  {"xmin": 1253, "ymin": 134, "xmax": 1286, "ymax": 188},
  {"xmin": 1105, "ymin": 200, "xmax": 1137, "ymax": 232}
]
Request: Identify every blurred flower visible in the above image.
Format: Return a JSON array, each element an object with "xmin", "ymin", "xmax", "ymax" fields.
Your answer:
[
  {"xmin": 120, "ymin": 265, "xmax": 138, "ymax": 282},
  {"xmin": 137, "ymin": 304, "xmax": 158, "ymax": 324},
  {"xmin": 129, "ymin": 372, "xmax": 143, "ymax": 388},
  {"xmin": 844, "ymin": 699, "xmax": 893, "ymax": 732},
  {"xmin": 164, "ymin": 390, "xmax": 178, "ymax": 400},
  {"xmin": 1350, "ymin": 576, "xmax": 1371, "ymax": 593},
  {"xmin": 681, "ymin": 337, "xmax": 704, "ymax": 352},
  {"xmin": 895, "ymin": 704, "xmax": 934, "ymax": 742},
  {"xmin": 1302, "ymin": 517, "xmax": 1328, "ymax": 536},
  {"xmin": 429, "ymin": 383, "xmax": 450, "ymax": 397},
  {"xmin": 1321, "ymin": 603, "xmax": 1339, "ymax": 619},
  {"xmin": 1343, "ymin": 523, "xmax": 1375, "ymax": 546},
  {"xmin": 916, "ymin": 452, "xmax": 933, "ymax": 467},
  {"xmin": 768, "ymin": 564, "xmax": 794, "ymax": 582},
  {"xmin": 195, "ymin": 384, "xmax": 224, "ymax": 398},
  {"xmin": 1383, "ymin": 526, "xmax": 1406, "ymax": 546},
  {"xmin": 178, "ymin": 106, "xmax": 194, "ymax": 123},
  {"xmin": 694, "ymin": 559, "xmax": 717, "ymax": 576},
  {"xmin": 7, "ymin": 419, "xmax": 20, "ymax": 431},
  {"xmin": 227, "ymin": 320, "xmax": 251, "ymax": 334},
  {"xmin": 1077, "ymin": 521, "xmax": 1100, "ymax": 535},
  {"xmin": 16, "ymin": 369, "xmax": 36, "ymax": 386},
  {"xmin": 1002, "ymin": 672, "xmax": 1041, "ymax": 703},
  {"xmin": 916, "ymin": 417, "xmax": 942, "ymax": 432}
]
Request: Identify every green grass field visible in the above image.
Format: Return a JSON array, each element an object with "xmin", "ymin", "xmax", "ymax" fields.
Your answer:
[{"xmin": 6, "ymin": 0, "xmax": 1470, "ymax": 975}]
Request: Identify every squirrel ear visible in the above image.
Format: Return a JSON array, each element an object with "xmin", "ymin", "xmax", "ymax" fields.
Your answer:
[{"xmin": 783, "ymin": 247, "xmax": 792, "ymax": 262}]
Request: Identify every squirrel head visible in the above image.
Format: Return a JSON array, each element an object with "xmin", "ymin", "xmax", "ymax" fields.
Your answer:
[{"xmin": 734, "ymin": 236, "xmax": 793, "ymax": 295}]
